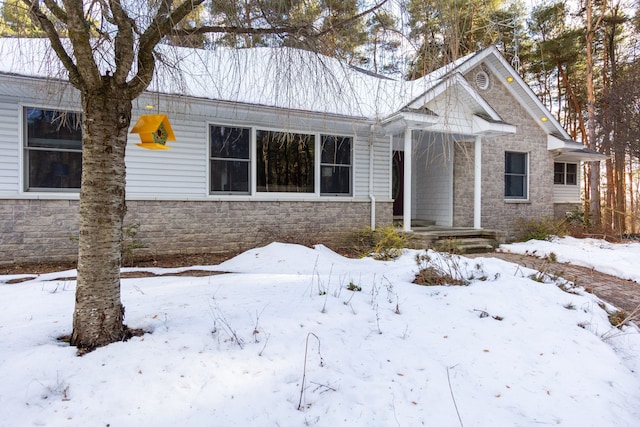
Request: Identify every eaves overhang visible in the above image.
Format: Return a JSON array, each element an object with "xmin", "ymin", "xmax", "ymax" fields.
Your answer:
[
  {"xmin": 381, "ymin": 110, "xmax": 439, "ymax": 134},
  {"xmin": 472, "ymin": 115, "xmax": 516, "ymax": 136},
  {"xmin": 548, "ymin": 135, "xmax": 609, "ymax": 161}
]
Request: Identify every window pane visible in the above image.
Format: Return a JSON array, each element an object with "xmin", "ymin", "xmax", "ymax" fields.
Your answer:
[
  {"xmin": 566, "ymin": 163, "xmax": 577, "ymax": 185},
  {"xmin": 321, "ymin": 165, "xmax": 351, "ymax": 194},
  {"xmin": 210, "ymin": 125, "xmax": 250, "ymax": 159},
  {"xmin": 28, "ymin": 150, "xmax": 82, "ymax": 189},
  {"xmin": 505, "ymin": 152, "xmax": 526, "ymax": 174},
  {"xmin": 321, "ymin": 135, "xmax": 351, "ymax": 165},
  {"xmin": 256, "ymin": 130, "xmax": 315, "ymax": 193},
  {"xmin": 26, "ymin": 108, "xmax": 82, "ymax": 150},
  {"xmin": 210, "ymin": 159, "xmax": 249, "ymax": 193},
  {"xmin": 554, "ymin": 162, "xmax": 565, "ymax": 185},
  {"xmin": 505, "ymin": 175, "xmax": 526, "ymax": 198}
]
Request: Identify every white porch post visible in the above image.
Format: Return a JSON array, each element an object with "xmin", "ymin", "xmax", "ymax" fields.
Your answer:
[
  {"xmin": 403, "ymin": 128, "xmax": 412, "ymax": 232},
  {"xmin": 474, "ymin": 135, "xmax": 482, "ymax": 229}
]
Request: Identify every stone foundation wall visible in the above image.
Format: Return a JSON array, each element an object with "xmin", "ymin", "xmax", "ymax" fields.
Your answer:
[{"xmin": 0, "ymin": 199, "xmax": 393, "ymax": 265}]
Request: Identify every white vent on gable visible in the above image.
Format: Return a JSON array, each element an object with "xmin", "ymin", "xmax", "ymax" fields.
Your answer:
[{"xmin": 475, "ymin": 70, "xmax": 490, "ymax": 90}]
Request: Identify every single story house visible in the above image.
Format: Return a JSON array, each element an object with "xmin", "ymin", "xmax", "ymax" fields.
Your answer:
[{"xmin": 0, "ymin": 39, "xmax": 602, "ymax": 264}]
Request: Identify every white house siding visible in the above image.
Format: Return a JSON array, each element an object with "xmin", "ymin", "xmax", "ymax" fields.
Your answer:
[
  {"xmin": 412, "ymin": 136, "xmax": 453, "ymax": 226},
  {"xmin": 0, "ymin": 98, "xmax": 19, "ymax": 194},
  {"xmin": 126, "ymin": 111, "xmax": 208, "ymax": 198},
  {"xmin": 427, "ymin": 91, "xmax": 475, "ymax": 135},
  {"xmin": 553, "ymin": 184, "xmax": 581, "ymax": 203}
]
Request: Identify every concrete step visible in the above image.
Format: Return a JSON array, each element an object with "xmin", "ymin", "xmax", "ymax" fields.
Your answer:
[{"xmin": 436, "ymin": 237, "xmax": 497, "ymax": 254}]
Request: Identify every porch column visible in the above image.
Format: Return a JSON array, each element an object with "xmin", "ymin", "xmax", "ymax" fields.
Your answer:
[
  {"xmin": 403, "ymin": 128, "xmax": 412, "ymax": 232},
  {"xmin": 474, "ymin": 135, "xmax": 482, "ymax": 229}
]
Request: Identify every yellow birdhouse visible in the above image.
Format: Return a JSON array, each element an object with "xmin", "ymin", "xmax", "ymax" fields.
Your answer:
[{"xmin": 130, "ymin": 114, "xmax": 176, "ymax": 150}]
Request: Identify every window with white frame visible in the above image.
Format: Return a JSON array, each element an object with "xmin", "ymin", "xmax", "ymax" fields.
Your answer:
[
  {"xmin": 554, "ymin": 162, "xmax": 577, "ymax": 185},
  {"xmin": 504, "ymin": 151, "xmax": 528, "ymax": 199},
  {"xmin": 24, "ymin": 107, "xmax": 83, "ymax": 191},
  {"xmin": 320, "ymin": 135, "xmax": 352, "ymax": 195},
  {"xmin": 210, "ymin": 125, "xmax": 353, "ymax": 196},
  {"xmin": 257, "ymin": 130, "xmax": 315, "ymax": 193},
  {"xmin": 210, "ymin": 125, "xmax": 251, "ymax": 194}
]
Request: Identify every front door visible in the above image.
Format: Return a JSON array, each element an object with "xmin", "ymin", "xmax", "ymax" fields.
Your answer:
[{"xmin": 392, "ymin": 151, "xmax": 404, "ymax": 216}]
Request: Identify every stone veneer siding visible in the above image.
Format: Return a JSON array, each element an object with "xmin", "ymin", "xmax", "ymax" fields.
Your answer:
[
  {"xmin": 0, "ymin": 199, "xmax": 393, "ymax": 265},
  {"xmin": 452, "ymin": 141, "xmax": 475, "ymax": 228},
  {"xmin": 455, "ymin": 66, "xmax": 555, "ymax": 240}
]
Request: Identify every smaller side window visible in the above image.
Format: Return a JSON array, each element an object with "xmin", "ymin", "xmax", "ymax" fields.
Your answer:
[
  {"xmin": 553, "ymin": 162, "xmax": 578, "ymax": 186},
  {"xmin": 210, "ymin": 125, "xmax": 250, "ymax": 194},
  {"xmin": 24, "ymin": 107, "xmax": 83, "ymax": 191},
  {"xmin": 320, "ymin": 135, "xmax": 352, "ymax": 195}
]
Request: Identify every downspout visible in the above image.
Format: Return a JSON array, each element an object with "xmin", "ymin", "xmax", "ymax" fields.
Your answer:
[{"xmin": 369, "ymin": 125, "xmax": 376, "ymax": 230}]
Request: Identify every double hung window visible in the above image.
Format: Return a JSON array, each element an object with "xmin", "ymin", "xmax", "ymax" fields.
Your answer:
[
  {"xmin": 24, "ymin": 107, "xmax": 82, "ymax": 190},
  {"xmin": 553, "ymin": 162, "xmax": 577, "ymax": 185},
  {"xmin": 320, "ymin": 135, "xmax": 352, "ymax": 195},
  {"xmin": 210, "ymin": 125, "xmax": 251, "ymax": 194},
  {"xmin": 504, "ymin": 151, "xmax": 528, "ymax": 199}
]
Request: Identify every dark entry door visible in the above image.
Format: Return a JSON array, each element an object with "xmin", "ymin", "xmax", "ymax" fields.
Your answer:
[{"xmin": 392, "ymin": 151, "xmax": 404, "ymax": 216}]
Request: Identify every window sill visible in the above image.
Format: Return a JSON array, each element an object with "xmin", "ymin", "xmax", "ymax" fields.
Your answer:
[{"xmin": 504, "ymin": 199, "xmax": 530, "ymax": 204}]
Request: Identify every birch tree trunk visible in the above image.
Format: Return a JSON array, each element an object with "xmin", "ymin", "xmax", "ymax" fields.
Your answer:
[{"xmin": 70, "ymin": 85, "xmax": 132, "ymax": 349}]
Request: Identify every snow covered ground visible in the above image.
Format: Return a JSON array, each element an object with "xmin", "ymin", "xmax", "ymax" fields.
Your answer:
[
  {"xmin": 1, "ymin": 240, "xmax": 639, "ymax": 426},
  {"xmin": 501, "ymin": 236, "xmax": 640, "ymax": 284}
]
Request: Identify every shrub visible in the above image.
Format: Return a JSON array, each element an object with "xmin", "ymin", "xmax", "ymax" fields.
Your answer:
[
  {"xmin": 357, "ymin": 226, "xmax": 408, "ymax": 260},
  {"xmin": 413, "ymin": 252, "xmax": 487, "ymax": 286},
  {"xmin": 514, "ymin": 217, "xmax": 568, "ymax": 242}
]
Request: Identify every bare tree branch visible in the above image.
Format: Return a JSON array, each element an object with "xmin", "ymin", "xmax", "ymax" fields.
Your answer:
[
  {"xmin": 21, "ymin": 0, "xmax": 85, "ymax": 89},
  {"xmin": 41, "ymin": 0, "xmax": 68, "ymax": 22},
  {"xmin": 61, "ymin": 0, "xmax": 102, "ymax": 90},
  {"xmin": 130, "ymin": 0, "xmax": 206, "ymax": 97},
  {"xmin": 109, "ymin": 0, "xmax": 135, "ymax": 85}
]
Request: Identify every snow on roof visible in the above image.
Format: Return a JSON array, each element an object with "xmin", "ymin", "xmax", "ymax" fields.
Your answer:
[{"xmin": 0, "ymin": 37, "xmax": 473, "ymax": 120}]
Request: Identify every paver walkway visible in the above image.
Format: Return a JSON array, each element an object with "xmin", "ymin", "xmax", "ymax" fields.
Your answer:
[{"xmin": 468, "ymin": 252, "xmax": 640, "ymax": 325}]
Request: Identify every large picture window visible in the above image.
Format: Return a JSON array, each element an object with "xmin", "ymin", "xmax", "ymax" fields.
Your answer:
[
  {"xmin": 505, "ymin": 151, "xmax": 528, "ymax": 199},
  {"xmin": 256, "ymin": 130, "xmax": 315, "ymax": 193},
  {"xmin": 320, "ymin": 135, "xmax": 352, "ymax": 195},
  {"xmin": 554, "ymin": 162, "xmax": 577, "ymax": 185},
  {"xmin": 210, "ymin": 125, "xmax": 250, "ymax": 194},
  {"xmin": 24, "ymin": 107, "xmax": 82, "ymax": 190}
]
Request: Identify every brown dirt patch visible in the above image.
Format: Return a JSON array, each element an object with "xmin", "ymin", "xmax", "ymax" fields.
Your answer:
[{"xmin": 0, "ymin": 252, "xmax": 238, "ymax": 277}]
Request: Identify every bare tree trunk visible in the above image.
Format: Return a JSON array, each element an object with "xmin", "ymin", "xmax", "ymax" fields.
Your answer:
[
  {"xmin": 614, "ymin": 149, "xmax": 626, "ymax": 232},
  {"xmin": 70, "ymin": 84, "xmax": 132, "ymax": 350},
  {"xmin": 605, "ymin": 149, "xmax": 614, "ymax": 229},
  {"xmin": 630, "ymin": 166, "xmax": 636, "ymax": 233},
  {"xmin": 585, "ymin": 0, "xmax": 604, "ymax": 228},
  {"xmin": 557, "ymin": 62, "xmax": 587, "ymax": 144}
]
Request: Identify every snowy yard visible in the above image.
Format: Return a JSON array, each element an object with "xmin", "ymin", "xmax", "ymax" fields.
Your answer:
[{"xmin": 1, "ymin": 239, "xmax": 639, "ymax": 426}]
